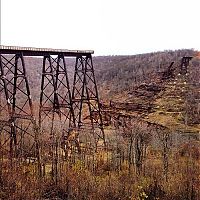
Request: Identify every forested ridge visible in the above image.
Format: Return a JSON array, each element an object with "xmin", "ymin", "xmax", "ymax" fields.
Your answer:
[
  {"xmin": 24, "ymin": 49, "xmax": 199, "ymax": 100},
  {"xmin": 94, "ymin": 49, "xmax": 199, "ymax": 98}
]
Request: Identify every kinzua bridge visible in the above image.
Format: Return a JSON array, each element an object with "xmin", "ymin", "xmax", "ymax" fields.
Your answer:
[{"xmin": 0, "ymin": 46, "xmax": 106, "ymax": 176}]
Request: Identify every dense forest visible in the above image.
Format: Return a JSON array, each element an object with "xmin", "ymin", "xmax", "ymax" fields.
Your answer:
[{"xmin": 0, "ymin": 49, "xmax": 200, "ymax": 199}]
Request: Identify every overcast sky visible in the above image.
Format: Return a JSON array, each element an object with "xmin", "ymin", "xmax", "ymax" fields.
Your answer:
[{"xmin": 1, "ymin": 0, "xmax": 200, "ymax": 55}]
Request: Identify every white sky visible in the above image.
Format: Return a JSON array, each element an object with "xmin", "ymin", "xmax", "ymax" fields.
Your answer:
[{"xmin": 1, "ymin": 0, "xmax": 200, "ymax": 55}]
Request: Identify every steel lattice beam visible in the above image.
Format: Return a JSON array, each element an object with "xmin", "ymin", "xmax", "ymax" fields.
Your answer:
[
  {"xmin": 71, "ymin": 55, "xmax": 106, "ymax": 150},
  {"xmin": 38, "ymin": 54, "xmax": 77, "ymax": 181},
  {"xmin": 0, "ymin": 53, "xmax": 38, "ymax": 159},
  {"xmin": 39, "ymin": 54, "xmax": 75, "ymax": 133},
  {"xmin": 180, "ymin": 56, "xmax": 193, "ymax": 75},
  {"xmin": 0, "ymin": 46, "xmax": 106, "ymax": 155}
]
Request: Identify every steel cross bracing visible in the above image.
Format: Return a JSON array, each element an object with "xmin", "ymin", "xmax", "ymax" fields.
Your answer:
[
  {"xmin": 0, "ymin": 53, "xmax": 38, "ymax": 159},
  {"xmin": 71, "ymin": 55, "xmax": 106, "ymax": 150},
  {"xmin": 180, "ymin": 56, "xmax": 193, "ymax": 75},
  {"xmin": 0, "ymin": 46, "xmax": 106, "ymax": 159},
  {"xmin": 38, "ymin": 54, "xmax": 79, "ymax": 165},
  {"xmin": 39, "ymin": 54, "xmax": 75, "ymax": 130},
  {"xmin": 38, "ymin": 54, "xmax": 78, "ymax": 181}
]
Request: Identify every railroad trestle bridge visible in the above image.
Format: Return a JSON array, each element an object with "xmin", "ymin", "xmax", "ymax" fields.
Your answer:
[
  {"xmin": 0, "ymin": 45, "xmax": 105, "ymax": 160},
  {"xmin": 0, "ymin": 46, "xmax": 195, "ymax": 181}
]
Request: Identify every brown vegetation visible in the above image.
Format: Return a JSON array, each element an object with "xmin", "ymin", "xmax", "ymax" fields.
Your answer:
[{"xmin": 1, "ymin": 49, "xmax": 200, "ymax": 199}]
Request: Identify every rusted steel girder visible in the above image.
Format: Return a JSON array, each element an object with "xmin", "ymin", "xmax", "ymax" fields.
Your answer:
[
  {"xmin": 39, "ymin": 54, "xmax": 76, "ymax": 136},
  {"xmin": 38, "ymin": 54, "xmax": 78, "ymax": 181},
  {"xmin": 0, "ymin": 45, "xmax": 94, "ymax": 57},
  {"xmin": 0, "ymin": 46, "xmax": 106, "ymax": 155},
  {"xmin": 0, "ymin": 53, "xmax": 37, "ymax": 159},
  {"xmin": 180, "ymin": 56, "xmax": 193, "ymax": 75},
  {"xmin": 71, "ymin": 55, "xmax": 106, "ymax": 149}
]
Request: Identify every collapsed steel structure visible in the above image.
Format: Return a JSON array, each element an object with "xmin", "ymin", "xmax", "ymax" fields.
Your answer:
[{"xmin": 0, "ymin": 46, "xmax": 105, "ymax": 161}]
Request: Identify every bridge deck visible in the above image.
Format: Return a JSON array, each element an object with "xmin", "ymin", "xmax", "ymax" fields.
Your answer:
[{"xmin": 0, "ymin": 45, "xmax": 94, "ymax": 56}]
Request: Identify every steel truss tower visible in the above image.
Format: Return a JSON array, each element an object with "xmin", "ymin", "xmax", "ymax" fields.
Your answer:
[
  {"xmin": 0, "ymin": 45, "xmax": 106, "ymax": 183},
  {"xmin": 39, "ymin": 54, "xmax": 75, "ymax": 132},
  {"xmin": 0, "ymin": 53, "xmax": 38, "ymax": 159},
  {"xmin": 0, "ymin": 45, "xmax": 106, "ymax": 166},
  {"xmin": 180, "ymin": 56, "xmax": 193, "ymax": 75},
  {"xmin": 39, "ymin": 54, "xmax": 77, "ymax": 181},
  {"xmin": 71, "ymin": 55, "xmax": 106, "ymax": 150}
]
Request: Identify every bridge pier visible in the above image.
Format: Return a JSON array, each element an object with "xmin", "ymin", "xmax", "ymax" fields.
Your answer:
[
  {"xmin": 0, "ymin": 53, "xmax": 37, "ymax": 159},
  {"xmin": 180, "ymin": 56, "xmax": 193, "ymax": 75},
  {"xmin": 71, "ymin": 55, "xmax": 106, "ymax": 150}
]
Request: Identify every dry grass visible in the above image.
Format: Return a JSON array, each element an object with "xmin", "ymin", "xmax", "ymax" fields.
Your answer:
[{"xmin": 0, "ymin": 146, "xmax": 199, "ymax": 200}]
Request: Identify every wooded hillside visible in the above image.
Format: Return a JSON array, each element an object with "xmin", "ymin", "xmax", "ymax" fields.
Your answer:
[{"xmin": 24, "ymin": 49, "xmax": 199, "ymax": 101}]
